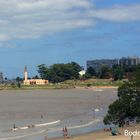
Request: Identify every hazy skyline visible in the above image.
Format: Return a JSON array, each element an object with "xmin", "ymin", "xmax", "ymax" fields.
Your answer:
[{"xmin": 0, "ymin": 0, "xmax": 140, "ymax": 78}]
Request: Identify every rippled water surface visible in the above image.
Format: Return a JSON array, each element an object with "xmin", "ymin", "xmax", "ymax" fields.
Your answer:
[{"xmin": 0, "ymin": 88, "xmax": 117, "ymax": 140}]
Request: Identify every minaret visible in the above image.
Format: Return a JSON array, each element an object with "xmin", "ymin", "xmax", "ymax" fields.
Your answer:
[{"xmin": 24, "ymin": 65, "xmax": 28, "ymax": 81}]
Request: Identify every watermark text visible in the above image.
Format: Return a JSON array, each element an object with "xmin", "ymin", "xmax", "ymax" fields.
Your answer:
[{"xmin": 124, "ymin": 129, "xmax": 140, "ymax": 137}]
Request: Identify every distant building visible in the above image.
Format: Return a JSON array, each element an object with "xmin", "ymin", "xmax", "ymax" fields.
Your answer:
[
  {"xmin": 87, "ymin": 59, "xmax": 119, "ymax": 71},
  {"xmin": 0, "ymin": 72, "xmax": 3, "ymax": 83},
  {"xmin": 80, "ymin": 66, "xmax": 85, "ymax": 71},
  {"xmin": 23, "ymin": 66, "xmax": 49, "ymax": 85},
  {"xmin": 119, "ymin": 57, "xmax": 140, "ymax": 66},
  {"xmin": 79, "ymin": 70, "xmax": 86, "ymax": 76}
]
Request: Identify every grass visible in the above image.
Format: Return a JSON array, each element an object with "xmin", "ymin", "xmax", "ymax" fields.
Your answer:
[
  {"xmin": 0, "ymin": 78, "xmax": 127, "ymax": 90},
  {"xmin": 62, "ymin": 78, "xmax": 127, "ymax": 87},
  {"xmin": 0, "ymin": 83, "xmax": 75, "ymax": 90}
]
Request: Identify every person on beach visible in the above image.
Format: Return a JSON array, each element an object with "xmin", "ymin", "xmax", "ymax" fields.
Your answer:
[
  {"xmin": 131, "ymin": 134, "xmax": 133, "ymax": 140},
  {"xmin": 63, "ymin": 127, "xmax": 66, "ymax": 139},
  {"xmin": 63, "ymin": 126, "xmax": 69, "ymax": 139},
  {"xmin": 12, "ymin": 123, "xmax": 16, "ymax": 132},
  {"xmin": 13, "ymin": 123, "xmax": 16, "ymax": 129},
  {"xmin": 65, "ymin": 126, "xmax": 68, "ymax": 138},
  {"xmin": 45, "ymin": 135, "xmax": 48, "ymax": 140}
]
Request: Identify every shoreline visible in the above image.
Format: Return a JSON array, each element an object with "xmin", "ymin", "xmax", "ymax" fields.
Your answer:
[
  {"xmin": 0, "ymin": 85, "xmax": 119, "ymax": 91},
  {"xmin": 75, "ymin": 86, "xmax": 118, "ymax": 89}
]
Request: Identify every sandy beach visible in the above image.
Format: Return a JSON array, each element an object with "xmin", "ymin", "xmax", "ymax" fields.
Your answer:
[
  {"xmin": 52, "ymin": 125, "xmax": 140, "ymax": 140},
  {"xmin": 52, "ymin": 133, "xmax": 140, "ymax": 140}
]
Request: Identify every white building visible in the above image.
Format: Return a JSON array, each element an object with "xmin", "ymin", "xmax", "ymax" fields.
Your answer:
[{"xmin": 79, "ymin": 70, "xmax": 86, "ymax": 76}]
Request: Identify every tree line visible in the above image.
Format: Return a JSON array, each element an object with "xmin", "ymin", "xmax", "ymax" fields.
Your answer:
[
  {"xmin": 13, "ymin": 62, "xmax": 140, "ymax": 84},
  {"xmin": 37, "ymin": 62, "xmax": 81, "ymax": 83},
  {"xmin": 37, "ymin": 62, "xmax": 140, "ymax": 83},
  {"xmin": 84, "ymin": 64, "xmax": 140, "ymax": 81}
]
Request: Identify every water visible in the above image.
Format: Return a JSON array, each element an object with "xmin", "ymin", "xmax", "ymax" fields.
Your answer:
[{"xmin": 0, "ymin": 89, "xmax": 117, "ymax": 139}]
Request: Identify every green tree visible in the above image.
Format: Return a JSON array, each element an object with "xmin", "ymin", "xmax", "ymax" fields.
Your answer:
[
  {"xmin": 112, "ymin": 65, "xmax": 124, "ymax": 81},
  {"xmin": 32, "ymin": 75, "xmax": 39, "ymax": 79},
  {"xmin": 104, "ymin": 68, "xmax": 140, "ymax": 126},
  {"xmin": 37, "ymin": 62, "xmax": 81, "ymax": 83},
  {"xmin": 16, "ymin": 77, "xmax": 23, "ymax": 82},
  {"xmin": 128, "ymin": 65, "xmax": 140, "ymax": 85},
  {"xmin": 103, "ymin": 99, "xmax": 127, "ymax": 125},
  {"xmin": 86, "ymin": 67, "xmax": 96, "ymax": 77},
  {"xmin": 11, "ymin": 82, "xmax": 16, "ymax": 88},
  {"xmin": 37, "ymin": 64, "xmax": 48, "ymax": 79},
  {"xmin": 98, "ymin": 65, "xmax": 111, "ymax": 79},
  {"xmin": 17, "ymin": 82, "xmax": 21, "ymax": 88},
  {"xmin": 82, "ymin": 73, "xmax": 92, "ymax": 80}
]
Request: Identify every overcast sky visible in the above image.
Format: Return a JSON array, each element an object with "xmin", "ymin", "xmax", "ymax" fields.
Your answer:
[{"xmin": 0, "ymin": 0, "xmax": 140, "ymax": 78}]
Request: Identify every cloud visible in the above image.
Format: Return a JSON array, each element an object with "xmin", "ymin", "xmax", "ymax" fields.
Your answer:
[
  {"xmin": 92, "ymin": 4, "xmax": 140, "ymax": 22},
  {"xmin": 0, "ymin": 34, "xmax": 10, "ymax": 41},
  {"xmin": 0, "ymin": 0, "xmax": 94, "ymax": 41},
  {"xmin": 0, "ymin": 42, "xmax": 16, "ymax": 48},
  {"xmin": 0, "ymin": 0, "xmax": 140, "ymax": 42}
]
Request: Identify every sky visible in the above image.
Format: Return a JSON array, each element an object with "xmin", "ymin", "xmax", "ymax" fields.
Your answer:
[{"xmin": 0, "ymin": 0, "xmax": 140, "ymax": 78}]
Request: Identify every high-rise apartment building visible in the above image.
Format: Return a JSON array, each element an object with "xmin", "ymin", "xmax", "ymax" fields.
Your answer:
[
  {"xmin": 87, "ymin": 57, "xmax": 140, "ymax": 71},
  {"xmin": 87, "ymin": 59, "xmax": 119, "ymax": 71},
  {"xmin": 119, "ymin": 57, "xmax": 140, "ymax": 66}
]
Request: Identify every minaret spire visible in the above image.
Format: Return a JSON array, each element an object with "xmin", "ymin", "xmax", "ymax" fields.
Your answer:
[{"xmin": 24, "ymin": 65, "xmax": 28, "ymax": 81}]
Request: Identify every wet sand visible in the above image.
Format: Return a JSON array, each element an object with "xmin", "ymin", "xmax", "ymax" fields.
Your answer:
[
  {"xmin": 0, "ymin": 88, "xmax": 117, "ymax": 122},
  {"xmin": 0, "ymin": 88, "xmax": 118, "ymax": 139}
]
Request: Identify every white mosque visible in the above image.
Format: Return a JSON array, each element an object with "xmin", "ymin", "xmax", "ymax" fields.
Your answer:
[{"xmin": 23, "ymin": 66, "xmax": 49, "ymax": 85}]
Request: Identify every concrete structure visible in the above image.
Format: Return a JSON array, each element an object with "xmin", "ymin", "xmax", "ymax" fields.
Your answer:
[
  {"xmin": 23, "ymin": 66, "xmax": 49, "ymax": 85},
  {"xmin": 0, "ymin": 72, "xmax": 3, "ymax": 83},
  {"xmin": 87, "ymin": 59, "xmax": 119, "ymax": 71},
  {"xmin": 119, "ymin": 57, "xmax": 140, "ymax": 66}
]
